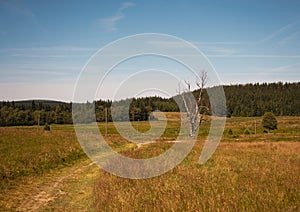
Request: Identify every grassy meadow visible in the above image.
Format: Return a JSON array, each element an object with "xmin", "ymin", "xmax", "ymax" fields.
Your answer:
[
  {"xmin": 94, "ymin": 142, "xmax": 300, "ymax": 211},
  {"xmin": 0, "ymin": 125, "xmax": 85, "ymax": 188},
  {"xmin": 0, "ymin": 113, "xmax": 300, "ymax": 210}
]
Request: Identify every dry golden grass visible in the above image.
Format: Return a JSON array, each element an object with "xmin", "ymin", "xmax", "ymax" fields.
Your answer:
[
  {"xmin": 0, "ymin": 114, "xmax": 299, "ymax": 211},
  {"xmin": 93, "ymin": 141, "xmax": 300, "ymax": 211},
  {"xmin": 93, "ymin": 114, "xmax": 300, "ymax": 211}
]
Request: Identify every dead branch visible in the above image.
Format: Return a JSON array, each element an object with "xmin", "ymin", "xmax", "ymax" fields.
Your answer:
[{"xmin": 177, "ymin": 71, "xmax": 209, "ymax": 137}]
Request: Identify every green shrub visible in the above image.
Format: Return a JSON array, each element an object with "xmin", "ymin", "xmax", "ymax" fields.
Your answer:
[
  {"xmin": 244, "ymin": 128, "xmax": 251, "ymax": 135},
  {"xmin": 262, "ymin": 112, "xmax": 277, "ymax": 132},
  {"xmin": 228, "ymin": 128, "xmax": 233, "ymax": 135},
  {"xmin": 44, "ymin": 123, "xmax": 50, "ymax": 131}
]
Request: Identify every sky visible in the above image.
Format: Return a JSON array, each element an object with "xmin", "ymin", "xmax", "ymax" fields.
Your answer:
[{"xmin": 0, "ymin": 0, "xmax": 300, "ymax": 101}]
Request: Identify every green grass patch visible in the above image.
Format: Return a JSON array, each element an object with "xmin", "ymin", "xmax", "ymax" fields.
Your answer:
[{"xmin": 0, "ymin": 126, "xmax": 86, "ymax": 190}]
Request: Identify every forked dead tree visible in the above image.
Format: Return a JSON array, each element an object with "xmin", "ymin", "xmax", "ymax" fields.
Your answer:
[{"xmin": 177, "ymin": 71, "xmax": 209, "ymax": 138}]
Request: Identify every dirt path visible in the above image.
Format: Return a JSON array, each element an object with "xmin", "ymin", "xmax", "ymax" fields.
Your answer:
[{"xmin": 1, "ymin": 159, "xmax": 99, "ymax": 211}]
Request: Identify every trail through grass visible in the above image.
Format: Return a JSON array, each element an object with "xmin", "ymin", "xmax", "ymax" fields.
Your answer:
[
  {"xmin": 0, "ymin": 158, "xmax": 99, "ymax": 211},
  {"xmin": 0, "ymin": 114, "xmax": 299, "ymax": 210}
]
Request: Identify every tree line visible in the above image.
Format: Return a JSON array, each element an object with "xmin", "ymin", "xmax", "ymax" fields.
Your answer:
[
  {"xmin": 223, "ymin": 82, "xmax": 300, "ymax": 117},
  {"xmin": 0, "ymin": 97, "xmax": 177, "ymax": 126},
  {"xmin": 0, "ymin": 100, "xmax": 73, "ymax": 126},
  {"xmin": 0, "ymin": 82, "xmax": 299, "ymax": 126}
]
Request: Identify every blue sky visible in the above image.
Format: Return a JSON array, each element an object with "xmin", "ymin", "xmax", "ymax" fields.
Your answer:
[{"xmin": 0, "ymin": 0, "xmax": 300, "ymax": 101}]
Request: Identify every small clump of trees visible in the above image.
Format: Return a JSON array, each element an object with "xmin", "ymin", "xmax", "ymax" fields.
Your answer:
[
  {"xmin": 262, "ymin": 112, "xmax": 277, "ymax": 132},
  {"xmin": 44, "ymin": 123, "xmax": 50, "ymax": 131}
]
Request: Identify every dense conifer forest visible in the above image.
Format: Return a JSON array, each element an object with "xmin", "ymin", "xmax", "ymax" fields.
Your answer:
[
  {"xmin": 0, "ymin": 82, "xmax": 299, "ymax": 126},
  {"xmin": 224, "ymin": 82, "xmax": 300, "ymax": 117}
]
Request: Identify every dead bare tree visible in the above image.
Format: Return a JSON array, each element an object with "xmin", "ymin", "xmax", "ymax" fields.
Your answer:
[{"xmin": 177, "ymin": 71, "xmax": 209, "ymax": 138}]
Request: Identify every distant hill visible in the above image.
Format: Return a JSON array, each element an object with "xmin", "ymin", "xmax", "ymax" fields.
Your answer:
[{"xmin": 14, "ymin": 99, "xmax": 65, "ymax": 108}]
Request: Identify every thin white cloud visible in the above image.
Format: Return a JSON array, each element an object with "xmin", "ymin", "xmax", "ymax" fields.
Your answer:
[
  {"xmin": 1, "ymin": 46, "xmax": 97, "ymax": 52},
  {"xmin": 206, "ymin": 54, "xmax": 300, "ymax": 58},
  {"xmin": 196, "ymin": 22, "xmax": 297, "ymax": 46},
  {"xmin": 260, "ymin": 22, "xmax": 295, "ymax": 43},
  {"xmin": 99, "ymin": 2, "xmax": 136, "ymax": 31},
  {"xmin": 10, "ymin": 53, "xmax": 67, "ymax": 58},
  {"xmin": 14, "ymin": 70, "xmax": 71, "ymax": 76},
  {"xmin": 247, "ymin": 62, "xmax": 300, "ymax": 84},
  {"xmin": 196, "ymin": 41, "xmax": 254, "ymax": 45},
  {"xmin": 204, "ymin": 47, "xmax": 237, "ymax": 55},
  {"xmin": 0, "ymin": 63, "xmax": 80, "ymax": 75},
  {"xmin": 279, "ymin": 30, "xmax": 300, "ymax": 45},
  {"xmin": 192, "ymin": 23, "xmax": 300, "ymax": 59},
  {"xmin": 146, "ymin": 40, "xmax": 238, "ymax": 56},
  {"xmin": 99, "ymin": 14, "xmax": 124, "ymax": 32},
  {"xmin": 146, "ymin": 40, "xmax": 193, "ymax": 48},
  {"xmin": 270, "ymin": 62, "xmax": 300, "ymax": 73},
  {"xmin": 124, "ymin": 38, "xmax": 300, "ymax": 58},
  {"xmin": 119, "ymin": 2, "xmax": 136, "ymax": 12},
  {"xmin": 0, "ymin": 46, "xmax": 97, "ymax": 59}
]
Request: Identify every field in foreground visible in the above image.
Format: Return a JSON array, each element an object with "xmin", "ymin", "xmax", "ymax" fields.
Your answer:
[
  {"xmin": 0, "ymin": 115, "xmax": 299, "ymax": 211},
  {"xmin": 94, "ymin": 114, "xmax": 300, "ymax": 211},
  {"xmin": 94, "ymin": 142, "xmax": 300, "ymax": 211}
]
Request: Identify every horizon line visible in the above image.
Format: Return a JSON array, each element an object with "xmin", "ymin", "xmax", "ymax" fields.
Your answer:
[{"xmin": 1, "ymin": 80, "xmax": 299, "ymax": 103}]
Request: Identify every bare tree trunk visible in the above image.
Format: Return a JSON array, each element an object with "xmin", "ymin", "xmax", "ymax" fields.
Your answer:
[{"xmin": 177, "ymin": 71, "xmax": 208, "ymax": 138}]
